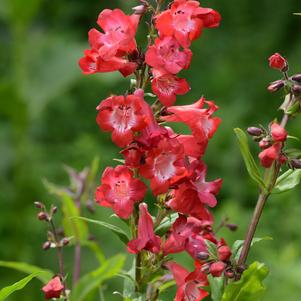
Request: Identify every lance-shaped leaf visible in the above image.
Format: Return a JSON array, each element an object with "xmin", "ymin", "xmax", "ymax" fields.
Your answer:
[
  {"xmin": 208, "ymin": 275, "xmax": 224, "ymax": 301},
  {"xmin": 221, "ymin": 262, "xmax": 268, "ymax": 301},
  {"xmin": 69, "ymin": 254, "xmax": 125, "ymax": 301},
  {"xmin": 72, "ymin": 216, "xmax": 130, "ymax": 244},
  {"xmin": 0, "ymin": 261, "xmax": 53, "ymax": 283},
  {"xmin": 234, "ymin": 128, "xmax": 266, "ymax": 190},
  {"xmin": 0, "ymin": 272, "xmax": 45, "ymax": 301},
  {"xmin": 273, "ymin": 169, "xmax": 301, "ymax": 194}
]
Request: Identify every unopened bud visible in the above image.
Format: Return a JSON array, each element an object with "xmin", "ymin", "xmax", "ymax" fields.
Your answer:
[
  {"xmin": 38, "ymin": 212, "xmax": 48, "ymax": 221},
  {"xmin": 43, "ymin": 241, "xmax": 51, "ymax": 250},
  {"xmin": 201, "ymin": 263, "xmax": 211, "ymax": 274},
  {"xmin": 51, "ymin": 206, "xmax": 58, "ymax": 215},
  {"xmin": 224, "ymin": 269, "xmax": 235, "ymax": 279},
  {"xmin": 34, "ymin": 201, "xmax": 44, "ymax": 209},
  {"xmin": 259, "ymin": 137, "xmax": 271, "ymax": 149},
  {"xmin": 61, "ymin": 238, "xmax": 70, "ymax": 246},
  {"xmin": 218, "ymin": 246, "xmax": 232, "ymax": 261},
  {"xmin": 196, "ymin": 252, "xmax": 209, "ymax": 261},
  {"xmin": 292, "ymin": 74, "xmax": 301, "ymax": 82},
  {"xmin": 210, "ymin": 261, "xmax": 226, "ymax": 277},
  {"xmin": 226, "ymin": 223, "xmax": 238, "ymax": 231},
  {"xmin": 290, "ymin": 159, "xmax": 301, "ymax": 169},
  {"xmin": 132, "ymin": 4, "xmax": 147, "ymax": 15},
  {"xmin": 292, "ymin": 84, "xmax": 301, "ymax": 96},
  {"xmin": 267, "ymin": 80, "xmax": 284, "ymax": 93},
  {"xmin": 247, "ymin": 127, "xmax": 263, "ymax": 137}
]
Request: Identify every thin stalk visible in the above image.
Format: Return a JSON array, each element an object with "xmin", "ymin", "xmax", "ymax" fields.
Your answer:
[{"xmin": 73, "ymin": 195, "xmax": 82, "ymax": 286}]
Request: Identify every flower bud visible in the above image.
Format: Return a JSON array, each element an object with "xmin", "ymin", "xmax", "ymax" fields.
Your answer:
[
  {"xmin": 132, "ymin": 4, "xmax": 147, "ymax": 15},
  {"xmin": 292, "ymin": 84, "xmax": 301, "ymax": 96},
  {"xmin": 209, "ymin": 261, "xmax": 226, "ymax": 277},
  {"xmin": 292, "ymin": 74, "xmax": 301, "ymax": 82},
  {"xmin": 43, "ymin": 241, "xmax": 51, "ymax": 250},
  {"xmin": 290, "ymin": 159, "xmax": 301, "ymax": 169},
  {"xmin": 259, "ymin": 137, "xmax": 271, "ymax": 149},
  {"xmin": 34, "ymin": 201, "xmax": 44, "ymax": 209},
  {"xmin": 201, "ymin": 263, "xmax": 211, "ymax": 274},
  {"xmin": 38, "ymin": 212, "xmax": 48, "ymax": 221},
  {"xmin": 51, "ymin": 206, "xmax": 58, "ymax": 215},
  {"xmin": 61, "ymin": 238, "xmax": 70, "ymax": 246},
  {"xmin": 247, "ymin": 127, "xmax": 263, "ymax": 137},
  {"xmin": 224, "ymin": 269, "xmax": 235, "ymax": 279},
  {"xmin": 218, "ymin": 245, "xmax": 232, "ymax": 261},
  {"xmin": 226, "ymin": 223, "xmax": 238, "ymax": 231},
  {"xmin": 196, "ymin": 252, "xmax": 209, "ymax": 261},
  {"xmin": 267, "ymin": 80, "xmax": 284, "ymax": 92},
  {"xmin": 268, "ymin": 53, "xmax": 287, "ymax": 71}
]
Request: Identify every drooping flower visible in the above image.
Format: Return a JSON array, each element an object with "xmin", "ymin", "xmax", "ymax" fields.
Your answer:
[
  {"xmin": 42, "ymin": 277, "xmax": 64, "ymax": 300},
  {"xmin": 127, "ymin": 203, "xmax": 161, "ymax": 253},
  {"xmin": 271, "ymin": 122, "xmax": 287, "ymax": 142},
  {"xmin": 95, "ymin": 165, "xmax": 147, "ymax": 219},
  {"xmin": 209, "ymin": 261, "xmax": 226, "ymax": 277},
  {"xmin": 155, "ymin": 0, "xmax": 221, "ymax": 48},
  {"xmin": 268, "ymin": 53, "xmax": 287, "ymax": 71},
  {"xmin": 166, "ymin": 261, "xmax": 208, "ymax": 301},
  {"xmin": 162, "ymin": 97, "xmax": 221, "ymax": 153},
  {"xmin": 151, "ymin": 72, "xmax": 190, "ymax": 107},
  {"xmin": 258, "ymin": 143, "xmax": 283, "ymax": 168},
  {"xmin": 139, "ymin": 136, "xmax": 187, "ymax": 195},
  {"xmin": 145, "ymin": 36, "xmax": 192, "ymax": 74},
  {"xmin": 96, "ymin": 94, "xmax": 149, "ymax": 148}
]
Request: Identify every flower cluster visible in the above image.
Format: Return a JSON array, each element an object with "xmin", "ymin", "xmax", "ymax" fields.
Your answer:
[{"xmin": 80, "ymin": 1, "xmax": 232, "ymax": 300}]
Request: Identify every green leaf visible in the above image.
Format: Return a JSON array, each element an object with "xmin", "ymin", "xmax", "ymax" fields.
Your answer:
[
  {"xmin": 0, "ymin": 272, "xmax": 42, "ymax": 301},
  {"xmin": 221, "ymin": 262, "xmax": 269, "ymax": 301},
  {"xmin": 123, "ymin": 258, "xmax": 136, "ymax": 299},
  {"xmin": 72, "ymin": 216, "xmax": 130, "ymax": 244},
  {"xmin": 234, "ymin": 128, "xmax": 266, "ymax": 190},
  {"xmin": 294, "ymin": 13, "xmax": 301, "ymax": 15},
  {"xmin": 81, "ymin": 241, "xmax": 106, "ymax": 264},
  {"xmin": 155, "ymin": 213, "xmax": 178, "ymax": 235},
  {"xmin": 70, "ymin": 254, "xmax": 125, "ymax": 301},
  {"xmin": 208, "ymin": 275, "xmax": 224, "ymax": 301},
  {"xmin": 205, "ymin": 239, "xmax": 218, "ymax": 259},
  {"xmin": 232, "ymin": 237, "xmax": 273, "ymax": 262},
  {"xmin": 0, "ymin": 261, "xmax": 53, "ymax": 283},
  {"xmin": 273, "ymin": 169, "xmax": 301, "ymax": 193}
]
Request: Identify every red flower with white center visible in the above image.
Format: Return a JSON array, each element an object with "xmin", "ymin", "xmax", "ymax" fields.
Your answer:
[
  {"xmin": 139, "ymin": 137, "xmax": 187, "ymax": 195},
  {"xmin": 155, "ymin": 0, "xmax": 221, "ymax": 48},
  {"xmin": 42, "ymin": 276, "xmax": 64, "ymax": 300},
  {"xmin": 146, "ymin": 36, "xmax": 192, "ymax": 74},
  {"xmin": 151, "ymin": 72, "xmax": 190, "ymax": 107},
  {"xmin": 166, "ymin": 261, "xmax": 208, "ymax": 301},
  {"xmin": 96, "ymin": 94, "xmax": 149, "ymax": 148},
  {"xmin": 163, "ymin": 97, "xmax": 221, "ymax": 152},
  {"xmin": 79, "ymin": 49, "xmax": 137, "ymax": 76},
  {"xmin": 127, "ymin": 203, "xmax": 161, "ymax": 253},
  {"xmin": 268, "ymin": 53, "xmax": 287, "ymax": 71},
  {"xmin": 95, "ymin": 165, "xmax": 147, "ymax": 219},
  {"xmin": 271, "ymin": 122, "xmax": 287, "ymax": 142},
  {"xmin": 258, "ymin": 143, "xmax": 283, "ymax": 168},
  {"xmin": 164, "ymin": 215, "xmax": 210, "ymax": 259}
]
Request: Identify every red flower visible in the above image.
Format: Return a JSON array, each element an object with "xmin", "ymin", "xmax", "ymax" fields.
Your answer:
[
  {"xmin": 151, "ymin": 72, "xmax": 190, "ymax": 107},
  {"xmin": 163, "ymin": 97, "xmax": 221, "ymax": 153},
  {"xmin": 96, "ymin": 94, "xmax": 149, "ymax": 148},
  {"xmin": 95, "ymin": 165, "xmax": 147, "ymax": 219},
  {"xmin": 271, "ymin": 122, "xmax": 287, "ymax": 142},
  {"xmin": 42, "ymin": 276, "xmax": 64, "ymax": 300},
  {"xmin": 146, "ymin": 36, "xmax": 192, "ymax": 74},
  {"xmin": 155, "ymin": 0, "xmax": 221, "ymax": 48},
  {"xmin": 166, "ymin": 261, "xmax": 208, "ymax": 301},
  {"xmin": 139, "ymin": 137, "xmax": 187, "ymax": 195},
  {"xmin": 258, "ymin": 143, "xmax": 282, "ymax": 168},
  {"xmin": 218, "ymin": 245, "xmax": 232, "ymax": 261},
  {"xmin": 210, "ymin": 261, "xmax": 226, "ymax": 277},
  {"xmin": 268, "ymin": 53, "xmax": 287, "ymax": 71},
  {"xmin": 127, "ymin": 203, "xmax": 161, "ymax": 253}
]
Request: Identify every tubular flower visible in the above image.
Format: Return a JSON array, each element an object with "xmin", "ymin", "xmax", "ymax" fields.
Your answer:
[
  {"xmin": 155, "ymin": 0, "xmax": 221, "ymax": 48},
  {"xmin": 271, "ymin": 122, "xmax": 287, "ymax": 142},
  {"xmin": 95, "ymin": 165, "xmax": 147, "ymax": 219},
  {"xmin": 166, "ymin": 261, "xmax": 208, "ymax": 301},
  {"xmin": 127, "ymin": 203, "xmax": 161, "ymax": 253},
  {"xmin": 139, "ymin": 137, "xmax": 187, "ymax": 195},
  {"xmin": 96, "ymin": 94, "xmax": 149, "ymax": 148},
  {"xmin": 162, "ymin": 97, "xmax": 221, "ymax": 153},
  {"xmin": 42, "ymin": 277, "xmax": 64, "ymax": 300},
  {"xmin": 268, "ymin": 53, "xmax": 287, "ymax": 71},
  {"xmin": 151, "ymin": 71, "xmax": 190, "ymax": 107},
  {"xmin": 258, "ymin": 143, "xmax": 283, "ymax": 168},
  {"xmin": 145, "ymin": 36, "xmax": 192, "ymax": 74},
  {"xmin": 79, "ymin": 9, "xmax": 139, "ymax": 77}
]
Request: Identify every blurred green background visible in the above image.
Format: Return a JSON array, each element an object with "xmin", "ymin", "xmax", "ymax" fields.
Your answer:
[{"xmin": 1, "ymin": 0, "xmax": 301, "ymax": 300}]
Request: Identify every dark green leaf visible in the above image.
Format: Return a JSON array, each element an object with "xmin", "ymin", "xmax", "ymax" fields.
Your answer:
[
  {"xmin": 70, "ymin": 254, "xmax": 125, "ymax": 301},
  {"xmin": 0, "ymin": 272, "xmax": 43, "ymax": 301},
  {"xmin": 273, "ymin": 169, "xmax": 301, "ymax": 193},
  {"xmin": 234, "ymin": 128, "xmax": 266, "ymax": 190},
  {"xmin": 232, "ymin": 237, "xmax": 272, "ymax": 262},
  {"xmin": 221, "ymin": 262, "xmax": 269, "ymax": 301},
  {"xmin": 205, "ymin": 239, "xmax": 218, "ymax": 259},
  {"xmin": 72, "ymin": 216, "xmax": 130, "ymax": 244},
  {"xmin": 0, "ymin": 261, "xmax": 53, "ymax": 283}
]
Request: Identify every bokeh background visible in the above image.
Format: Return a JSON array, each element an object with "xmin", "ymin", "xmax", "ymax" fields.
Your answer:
[{"xmin": 1, "ymin": 0, "xmax": 301, "ymax": 300}]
